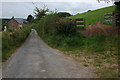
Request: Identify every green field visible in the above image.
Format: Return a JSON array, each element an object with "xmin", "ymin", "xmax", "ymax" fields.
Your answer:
[{"xmin": 69, "ymin": 6, "xmax": 115, "ymax": 26}]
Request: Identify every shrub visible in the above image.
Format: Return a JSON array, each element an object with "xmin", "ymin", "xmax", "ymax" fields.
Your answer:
[
  {"xmin": 35, "ymin": 14, "xmax": 76, "ymax": 36},
  {"xmin": 56, "ymin": 18, "xmax": 76, "ymax": 36},
  {"xmin": 33, "ymin": 13, "xmax": 83, "ymax": 50},
  {"xmin": 35, "ymin": 13, "xmax": 59, "ymax": 37}
]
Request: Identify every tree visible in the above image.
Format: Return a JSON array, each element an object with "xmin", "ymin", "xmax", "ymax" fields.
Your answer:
[
  {"xmin": 26, "ymin": 15, "xmax": 34, "ymax": 22},
  {"xmin": 34, "ymin": 6, "xmax": 49, "ymax": 21},
  {"xmin": 87, "ymin": 10, "xmax": 91, "ymax": 12},
  {"xmin": 56, "ymin": 12, "xmax": 72, "ymax": 17},
  {"xmin": 114, "ymin": 1, "xmax": 120, "ymax": 27}
]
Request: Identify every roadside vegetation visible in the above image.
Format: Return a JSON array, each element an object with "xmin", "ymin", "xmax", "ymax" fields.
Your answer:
[
  {"xmin": 2, "ymin": 26, "xmax": 31, "ymax": 62},
  {"xmin": 30, "ymin": 5, "xmax": 118, "ymax": 78},
  {"xmin": 35, "ymin": 17, "xmax": 118, "ymax": 78}
]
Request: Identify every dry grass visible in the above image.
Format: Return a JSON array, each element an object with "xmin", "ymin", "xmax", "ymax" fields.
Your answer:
[
  {"xmin": 79, "ymin": 22, "xmax": 118, "ymax": 37},
  {"xmin": 63, "ymin": 49, "xmax": 119, "ymax": 78}
]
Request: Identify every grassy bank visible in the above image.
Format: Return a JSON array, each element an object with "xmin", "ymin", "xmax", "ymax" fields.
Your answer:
[
  {"xmin": 63, "ymin": 35, "xmax": 118, "ymax": 78},
  {"xmin": 42, "ymin": 31, "xmax": 118, "ymax": 78},
  {"xmin": 2, "ymin": 25, "xmax": 31, "ymax": 62},
  {"xmin": 40, "ymin": 29, "xmax": 118, "ymax": 78}
]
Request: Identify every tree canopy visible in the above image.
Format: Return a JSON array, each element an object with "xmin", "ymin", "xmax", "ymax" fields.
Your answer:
[
  {"xmin": 34, "ymin": 6, "xmax": 49, "ymax": 21},
  {"xmin": 26, "ymin": 15, "xmax": 34, "ymax": 22},
  {"xmin": 56, "ymin": 12, "xmax": 72, "ymax": 17}
]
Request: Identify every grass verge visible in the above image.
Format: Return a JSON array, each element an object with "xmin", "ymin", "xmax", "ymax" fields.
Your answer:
[{"xmin": 39, "ymin": 31, "xmax": 118, "ymax": 78}]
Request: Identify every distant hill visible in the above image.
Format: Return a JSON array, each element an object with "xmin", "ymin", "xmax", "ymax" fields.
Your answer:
[{"xmin": 69, "ymin": 6, "xmax": 115, "ymax": 26}]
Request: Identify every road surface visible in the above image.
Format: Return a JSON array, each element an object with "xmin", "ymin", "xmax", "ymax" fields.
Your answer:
[{"xmin": 2, "ymin": 29, "xmax": 97, "ymax": 78}]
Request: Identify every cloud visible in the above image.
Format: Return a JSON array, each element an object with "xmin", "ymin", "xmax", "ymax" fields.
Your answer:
[
  {"xmin": 1, "ymin": 1, "xmax": 114, "ymax": 18},
  {"xmin": 1, "ymin": 0, "xmax": 98, "ymax": 2}
]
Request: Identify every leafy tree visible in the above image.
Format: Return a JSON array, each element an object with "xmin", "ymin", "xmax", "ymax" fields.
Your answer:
[
  {"xmin": 56, "ymin": 12, "xmax": 72, "ymax": 17},
  {"xmin": 26, "ymin": 15, "xmax": 34, "ymax": 22},
  {"xmin": 34, "ymin": 6, "xmax": 49, "ymax": 21}
]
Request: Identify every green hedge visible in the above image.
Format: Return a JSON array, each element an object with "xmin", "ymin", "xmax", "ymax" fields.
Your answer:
[{"xmin": 2, "ymin": 26, "xmax": 31, "ymax": 61}]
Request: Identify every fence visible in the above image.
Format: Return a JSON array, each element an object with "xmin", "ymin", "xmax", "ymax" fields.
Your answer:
[
  {"xmin": 115, "ymin": 13, "xmax": 120, "ymax": 26},
  {"xmin": 104, "ymin": 13, "xmax": 113, "ymax": 24},
  {"xmin": 70, "ymin": 18, "xmax": 85, "ymax": 29}
]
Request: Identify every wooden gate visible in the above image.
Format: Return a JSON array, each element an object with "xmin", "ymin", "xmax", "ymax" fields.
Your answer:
[
  {"xmin": 70, "ymin": 18, "xmax": 85, "ymax": 30},
  {"xmin": 104, "ymin": 13, "xmax": 113, "ymax": 24},
  {"xmin": 75, "ymin": 18, "xmax": 85, "ymax": 29}
]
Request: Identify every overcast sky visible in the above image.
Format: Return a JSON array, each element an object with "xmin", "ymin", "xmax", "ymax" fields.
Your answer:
[{"xmin": 0, "ymin": 0, "xmax": 114, "ymax": 19}]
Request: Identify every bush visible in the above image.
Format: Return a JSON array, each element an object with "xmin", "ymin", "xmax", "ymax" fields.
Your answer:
[
  {"xmin": 35, "ymin": 13, "xmax": 76, "ymax": 37},
  {"xmin": 56, "ymin": 18, "xmax": 76, "ymax": 36},
  {"xmin": 34, "ymin": 14, "xmax": 59, "ymax": 37},
  {"xmin": 33, "ymin": 13, "xmax": 83, "ymax": 50}
]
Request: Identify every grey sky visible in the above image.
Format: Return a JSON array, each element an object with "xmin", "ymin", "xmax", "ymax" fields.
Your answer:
[{"xmin": 1, "ymin": 0, "xmax": 114, "ymax": 19}]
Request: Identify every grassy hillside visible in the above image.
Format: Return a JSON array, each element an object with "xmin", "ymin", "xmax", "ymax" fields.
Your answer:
[{"xmin": 69, "ymin": 6, "xmax": 115, "ymax": 26}]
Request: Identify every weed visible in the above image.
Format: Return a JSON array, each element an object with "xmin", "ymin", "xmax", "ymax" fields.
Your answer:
[{"xmin": 83, "ymin": 64, "xmax": 89, "ymax": 67}]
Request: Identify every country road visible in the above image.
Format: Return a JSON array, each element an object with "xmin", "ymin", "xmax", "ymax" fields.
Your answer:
[{"xmin": 2, "ymin": 29, "xmax": 97, "ymax": 78}]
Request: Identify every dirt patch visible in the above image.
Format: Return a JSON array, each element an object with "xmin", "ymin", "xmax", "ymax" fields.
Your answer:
[{"xmin": 78, "ymin": 22, "xmax": 118, "ymax": 36}]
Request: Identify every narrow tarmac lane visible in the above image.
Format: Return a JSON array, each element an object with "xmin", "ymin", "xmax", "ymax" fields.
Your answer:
[{"xmin": 2, "ymin": 29, "xmax": 97, "ymax": 78}]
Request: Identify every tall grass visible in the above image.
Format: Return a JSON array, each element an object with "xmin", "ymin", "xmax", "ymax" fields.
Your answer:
[{"xmin": 84, "ymin": 35, "xmax": 106, "ymax": 53}]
